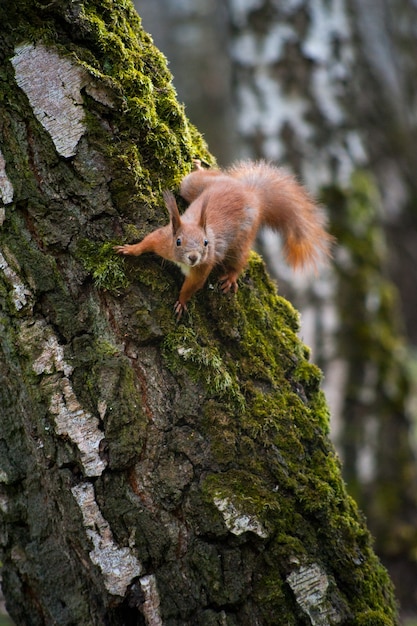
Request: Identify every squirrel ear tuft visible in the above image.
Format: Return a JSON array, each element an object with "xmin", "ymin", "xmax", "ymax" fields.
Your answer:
[
  {"xmin": 199, "ymin": 196, "xmax": 208, "ymax": 230},
  {"xmin": 163, "ymin": 190, "xmax": 181, "ymax": 234}
]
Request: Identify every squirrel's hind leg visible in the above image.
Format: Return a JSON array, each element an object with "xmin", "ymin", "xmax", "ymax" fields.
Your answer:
[
  {"xmin": 219, "ymin": 272, "xmax": 239, "ymax": 294},
  {"xmin": 180, "ymin": 168, "xmax": 227, "ymax": 203},
  {"xmin": 219, "ymin": 239, "xmax": 254, "ymax": 294}
]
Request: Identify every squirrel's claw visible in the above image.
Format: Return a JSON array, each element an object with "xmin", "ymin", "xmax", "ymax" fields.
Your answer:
[
  {"xmin": 192, "ymin": 159, "xmax": 203, "ymax": 170},
  {"xmin": 114, "ymin": 244, "xmax": 131, "ymax": 255},
  {"xmin": 174, "ymin": 300, "xmax": 187, "ymax": 320}
]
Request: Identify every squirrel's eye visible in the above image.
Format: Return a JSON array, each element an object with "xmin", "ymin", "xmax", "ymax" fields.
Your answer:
[
  {"xmin": 203, "ymin": 239, "xmax": 209, "ymax": 247},
  {"xmin": 176, "ymin": 237, "xmax": 181, "ymax": 247}
]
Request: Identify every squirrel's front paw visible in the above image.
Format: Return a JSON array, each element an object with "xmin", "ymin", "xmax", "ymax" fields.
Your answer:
[
  {"xmin": 114, "ymin": 244, "xmax": 132, "ymax": 255},
  {"xmin": 174, "ymin": 300, "xmax": 188, "ymax": 320}
]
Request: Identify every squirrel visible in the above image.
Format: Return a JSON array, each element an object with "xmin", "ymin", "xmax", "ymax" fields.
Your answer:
[{"xmin": 114, "ymin": 160, "xmax": 333, "ymax": 318}]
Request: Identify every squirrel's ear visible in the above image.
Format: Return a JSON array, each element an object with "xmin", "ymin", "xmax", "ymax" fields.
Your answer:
[
  {"xmin": 163, "ymin": 190, "xmax": 181, "ymax": 234},
  {"xmin": 199, "ymin": 196, "xmax": 208, "ymax": 231}
]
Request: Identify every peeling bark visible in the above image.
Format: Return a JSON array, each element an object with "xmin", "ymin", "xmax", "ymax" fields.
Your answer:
[
  {"xmin": 11, "ymin": 44, "xmax": 88, "ymax": 158},
  {"xmin": 287, "ymin": 563, "xmax": 344, "ymax": 626},
  {"xmin": 71, "ymin": 482, "xmax": 142, "ymax": 597},
  {"xmin": 0, "ymin": 149, "xmax": 14, "ymax": 207},
  {"xmin": 213, "ymin": 496, "xmax": 268, "ymax": 538},
  {"xmin": 0, "ymin": 251, "xmax": 32, "ymax": 311},
  {"xmin": 139, "ymin": 575, "xmax": 163, "ymax": 626}
]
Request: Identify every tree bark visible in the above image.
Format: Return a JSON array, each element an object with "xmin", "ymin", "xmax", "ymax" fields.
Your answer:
[{"xmin": 0, "ymin": 1, "xmax": 397, "ymax": 624}]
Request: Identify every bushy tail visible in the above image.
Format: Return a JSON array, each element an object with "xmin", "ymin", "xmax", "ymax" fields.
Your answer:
[{"xmin": 228, "ymin": 160, "xmax": 333, "ymax": 270}]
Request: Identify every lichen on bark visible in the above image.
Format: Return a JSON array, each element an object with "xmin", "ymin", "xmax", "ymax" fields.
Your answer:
[{"xmin": 0, "ymin": 0, "xmax": 399, "ymax": 624}]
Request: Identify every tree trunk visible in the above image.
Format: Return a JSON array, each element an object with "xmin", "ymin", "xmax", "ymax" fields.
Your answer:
[
  {"xmin": 350, "ymin": 0, "xmax": 417, "ymax": 348},
  {"xmin": 0, "ymin": 1, "xmax": 397, "ymax": 624}
]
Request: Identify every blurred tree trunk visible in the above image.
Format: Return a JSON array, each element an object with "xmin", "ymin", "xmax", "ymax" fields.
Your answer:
[
  {"xmin": 0, "ymin": 1, "xmax": 398, "ymax": 625},
  {"xmin": 224, "ymin": 0, "xmax": 417, "ymax": 616},
  {"xmin": 350, "ymin": 0, "xmax": 417, "ymax": 347}
]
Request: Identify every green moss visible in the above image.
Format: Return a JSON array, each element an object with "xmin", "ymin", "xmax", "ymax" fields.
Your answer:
[
  {"xmin": 161, "ymin": 249, "xmax": 397, "ymax": 620},
  {"xmin": 101, "ymin": 360, "xmax": 148, "ymax": 468},
  {"xmin": 78, "ymin": 240, "xmax": 129, "ymax": 292},
  {"xmin": 355, "ymin": 611, "xmax": 396, "ymax": 626},
  {"xmin": 254, "ymin": 574, "xmax": 296, "ymax": 625},
  {"xmin": 203, "ymin": 469, "xmax": 281, "ymax": 520},
  {"xmin": 162, "ymin": 325, "xmax": 245, "ymax": 409},
  {"xmin": 0, "ymin": 0, "xmax": 213, "ymax": 224},
  {"xmin": 72, "ymin": 0, "xmax": 214, "ymax": 194}
]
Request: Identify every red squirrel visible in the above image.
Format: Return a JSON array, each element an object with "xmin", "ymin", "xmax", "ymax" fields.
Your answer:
[{"xmin": 115, "ymin": 160, "xmax": 333, "ymax": 318}]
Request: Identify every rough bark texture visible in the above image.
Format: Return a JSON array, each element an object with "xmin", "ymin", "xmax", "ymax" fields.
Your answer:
[{"xmin": 0, "ymin": 1, "xmax": 398, "ymax": 624}]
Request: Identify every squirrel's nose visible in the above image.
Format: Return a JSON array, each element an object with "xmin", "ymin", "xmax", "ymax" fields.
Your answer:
[{"xmin": 188, "ymin": 253, "xmax": 199, "ymax": 265}]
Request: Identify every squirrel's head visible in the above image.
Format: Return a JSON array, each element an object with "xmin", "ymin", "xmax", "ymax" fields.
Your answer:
[{"xmin": 163, "ymin": 191, "xmax": 210, "ymax": 269}]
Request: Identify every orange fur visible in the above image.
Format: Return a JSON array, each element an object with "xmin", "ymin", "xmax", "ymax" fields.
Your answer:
[{"xmin": 115, "ymin": 160, "xmax": 333, "ymax": 318}]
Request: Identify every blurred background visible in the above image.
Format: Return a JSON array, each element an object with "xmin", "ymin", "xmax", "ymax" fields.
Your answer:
[{"xmin": 136, "ymin": 0, "xmax": 417, "ymax": 623}]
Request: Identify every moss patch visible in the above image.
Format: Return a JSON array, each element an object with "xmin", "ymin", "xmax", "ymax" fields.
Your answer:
[{"xmin": 78, "ymin": 240, "xmax": 129, "ymax": 292}]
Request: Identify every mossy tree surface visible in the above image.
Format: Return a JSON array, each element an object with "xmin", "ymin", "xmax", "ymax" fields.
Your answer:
[{"xmin": 0, "ymin": 1, "xmax": 397, "ymax": 625}]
